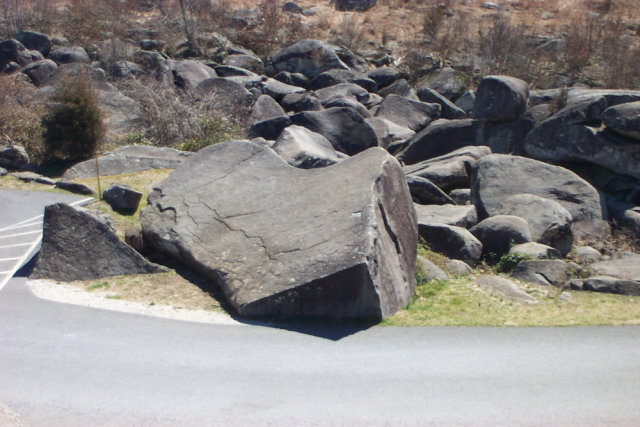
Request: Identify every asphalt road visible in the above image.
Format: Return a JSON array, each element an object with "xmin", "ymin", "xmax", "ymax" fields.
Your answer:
[
  {"xmin": 1, "ymin": 189, "xmax": 639, "ymax": 426},
  {"xmin": 1, "ymin": 275, "xmax": 640, "ymax": 426}
]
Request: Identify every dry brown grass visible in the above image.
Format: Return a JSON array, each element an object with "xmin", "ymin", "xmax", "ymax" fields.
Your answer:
[{"xmin": 65, "ymin": 270, "xmax": 227, "ymax": 312}]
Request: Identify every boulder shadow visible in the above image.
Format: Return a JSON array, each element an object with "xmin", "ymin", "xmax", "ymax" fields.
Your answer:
[{"xmin": 160, "ymin": 257, "xmax": 378, "ymax": 340}]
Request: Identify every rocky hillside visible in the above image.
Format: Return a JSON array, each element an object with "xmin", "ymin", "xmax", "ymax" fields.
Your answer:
[{"xmin": 1, "ymin": 0, "xmax": 639, "ymax": 320}]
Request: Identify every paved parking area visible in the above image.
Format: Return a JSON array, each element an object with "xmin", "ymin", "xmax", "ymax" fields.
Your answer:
[{"xmin": 0, "ymin": 190, "xmax": 93, "ymax": 290}]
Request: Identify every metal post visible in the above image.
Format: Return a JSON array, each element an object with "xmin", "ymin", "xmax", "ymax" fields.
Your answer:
[{"xmin": 95, "ymin": 155, "xmax": 101, "ymax": 200}]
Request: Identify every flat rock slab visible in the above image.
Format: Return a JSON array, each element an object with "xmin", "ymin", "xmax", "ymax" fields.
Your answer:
[
  {"xmin": 581, "ymin": 276, "xmax": 640, "ymax": 296},
  {"xmin": 414, "ymin": 204, "xmax": 477, "ymax": 228},
  {"xmin": 475, "ymin": 276, "xmax": 538, "ymax": 304},
  {"xmin": 591, "ymin": 252, "xmax": 640, "ymax": 281},
  {"xmin": 510, "ymin": 259, "xmax": 570, "ymax": 287},
  {"xmin": 63, "ymin": 145, "xmax": 191, "ymax": 180},
  {"xmin": 141, "ymin": 141, "xmax": 417, "ymax": 320},
  {"xmin": 31, "ymin": 203, "xmax": 166, "ymax": 282}
]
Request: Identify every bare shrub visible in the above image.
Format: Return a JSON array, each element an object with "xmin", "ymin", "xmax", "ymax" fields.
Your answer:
[
  {"xmin": 330, "ymin": 14, "xmax": 366, "ymax": 52},
  {"xmin": 116, "ymin": 76, "xmax": 247, "ymax": 149},
  {"xmin": 422, "ymin": 4, "xmax": 446, "ymax": 41},
  {"xmin": 0, "ymin": 0, "xmax": 58, "ymax": 38},
  {"xmin": 477, "ymin": 13, "xmax": 544, "ymax": 83},
  {"xmin": 0, "ymin": 75, "xmax": 46, "ymax": 161},
  {"xmin": 232, "ymin": 0, "xmax": 284, "ymax": 57}
]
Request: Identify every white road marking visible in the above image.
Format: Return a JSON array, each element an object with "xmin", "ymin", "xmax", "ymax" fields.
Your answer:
[
  {"xmin": 0, "ymin": 216, "xmax": 43, "ymax": 233},
  {"xmin": 0, "ymin": 230, "xmax": 41, "ymax": 239},
  {"xmin": 0, "ymin": 222, "xmax": 43, "ymax": 233},
  {"xmin": 0, "ymin": 243, "xmax": 33, "ymax": 249},
  {"xmin": 0, "ymin": 197, "xmax": 94, "ymax": 291}
]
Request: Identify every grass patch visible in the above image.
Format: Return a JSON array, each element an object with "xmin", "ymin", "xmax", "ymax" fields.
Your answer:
[
  {"xmin": 383, "ymin": 275, "xmax": 640, "ymax": 327},
  {"xmin": 86, "ymin": 281, "xmax": 109, "ymax": 291}
]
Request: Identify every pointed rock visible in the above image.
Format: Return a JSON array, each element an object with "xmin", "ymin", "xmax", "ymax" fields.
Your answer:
[{"xmin": 32, "ymin": 203, "xmax": 166, "ymax": 282}]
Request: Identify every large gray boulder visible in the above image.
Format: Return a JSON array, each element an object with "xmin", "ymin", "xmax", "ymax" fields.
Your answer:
[
  {"xmin": 311, "ymin": 69, "xmax": 376, "ymax": 92},
  {"xmin": 141, "ymin": 141, "xmax": 417, "ymax": 319},
  {"xmin": 473, "ymin": 75, "xmax": 529, "ymax": 122},
  {"xmin": 418, "ymin": 67, "xmax": 467, "ymax": 101},
  {"xmin": 281, "ymin": 92, "xmax": 323, "ymax": 112},
  {"xmin": 470, "ymin": 215, "xmax": 532, "ymax": 258},
  {"xmin": 194, "ymin": 77, "xmax": 254, "ymax": 108},
  {"xmin": 271, "ymin": 39, "xmax": 350, "ymax": 79},
  {"xmin": 272, "ymin": 125, "xmax": 343, "ymax": 169},
  {"xmin": 378, "ymin": 79, "xmax": 418, "ymax": 100},
  {"xmin": 323, "ymin": 95, "xmax": 371, "ymax": 118},
  {"xmin": 405, "ymin": 175, "xmax": 454, "ymax": 205},
  {"xmin": 470, "ymin": 154, "xmax": 604, "ymax": 223},
  {"xmin": 0, "ymin": 145, "xmax": 29, "ymax": 170},
  {"xmin": 417, "ymin": 223, "xmax": 482, "ymax": 266},
  {"xmin": 495, "ymin": 194, "xmax": 573, "ymax": 256},
  {"xmin": 0, "ymin": 39, "xmax": 25, "ymax": 70},
  {"xmin": 63, "ymin": 145, "xmax": 191, "ymax": 180},
  {"xmin": 223, "ymin": 54, "xmax": 264, "ymax": 74},
  {"xmin": 50, "ymin": 46, "xmax": 90, "ymax": 64},
  {"xmin": 31, "ymin": 203, "xmax": 166, "ymax": 282},
  {"xmin": 367, "ymin": 67, "xmax": 408, "ymax": 89},
  {"xmin": 314, "ymin": 82, "xmax": 372, "ymax": 107},
  {"xmin": 250, "ymin": 94, "xmax": 287, "ymax": 123},
  {"xmin": 602, "ymin": 101, "xmax": 640, "ymax": 140},
  {"xmin": 15, "ymin": 31, "xmax": 52, "ymax": 56},
  {"xmin": 374, "ymin": 94, "xmax": 441, "ymax": 132},
  {"xmin": 249, "ymin": 115, "xmax": 292, "ymax": 140},
  {"xmin": 404, "ymin": 146, "xmax": 491, "ymax": 191},
  {"xmin": 416, "ymin": 86, "xmax": 467, "ymax": 119},
  {"xmin": 290, "ymin": 107, "xmax": 379, "ymax": 155},
  {"xmin": 260, "ymin": 78, "xmax": 306, "ymax": 102},
  {"xmin": 22, "ymin": 59, "xmax": 58, "ymax": 86},
  {"xmin": 524, "ymin": 95, "xmax": 640, "ymax": 180},
  {"xmin": 170, "ymin": 60, "xmax": 217, "ymax": 90},
  {"xmin": 396, "ymin": 119, "xmax": 483, "ymax": 165}
]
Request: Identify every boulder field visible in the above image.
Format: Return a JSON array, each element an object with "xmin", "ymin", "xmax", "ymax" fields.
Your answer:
[{"xmin": 3, "ymin": 32, "xmax": 638, "ymax": 316}]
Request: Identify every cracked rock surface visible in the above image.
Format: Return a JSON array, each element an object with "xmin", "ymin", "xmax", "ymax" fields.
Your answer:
[{"xmin": 141, "ymin": 140, "xmax": 417, "ymax": 319}]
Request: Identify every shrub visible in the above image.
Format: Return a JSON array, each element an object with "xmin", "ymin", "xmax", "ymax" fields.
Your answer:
[
  {"xmin": 0, "ymin": 75, "xmax": 46, "ymax": 162},
  {"xmin": 120, "ymin": 131, "xmax": 151, "ymax": 146},
  {"xmin": 116, "ymin": 77, "xmax": 248, "ymax": 149},
  {"xmin": 495, "ymin": 252, "xmax": 530, "ymax": 274},
  {"xmin": 176, "ymin": 117, "xmax": 244, "ymax": 152},
  {"xmin": 41, "ymin": 76, "xmax": 104, "ymax": 162}
]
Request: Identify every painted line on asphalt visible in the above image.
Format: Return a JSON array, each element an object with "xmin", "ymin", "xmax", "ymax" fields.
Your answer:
[
  {"xmin": 0, "ymin": 197, "xmax": 94, "ymax": 292},
  {"xmin": 0, "ymin": 215, "xmax": 43, "ymax": 233},
  {"xmin": 0, "ymin": 230, "xmax": 42, "ymax": 239},
  {"xmin": 0, "ymin": 221, "xmax": 43, "ymax": 232},
  {"xmin": 0, "ymin": 243, "xmax": 34, "ymax": 249}
]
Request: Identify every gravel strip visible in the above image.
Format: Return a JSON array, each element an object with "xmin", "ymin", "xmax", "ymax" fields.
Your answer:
[{"xmin": 27, "ymin": 279, "xmax": 243, "ymax": 326}]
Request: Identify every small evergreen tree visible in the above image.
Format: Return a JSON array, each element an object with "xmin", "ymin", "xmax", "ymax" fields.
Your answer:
[{"xmin": 41, "ymin": 76, "xmax": 104, "ymax": 162}]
